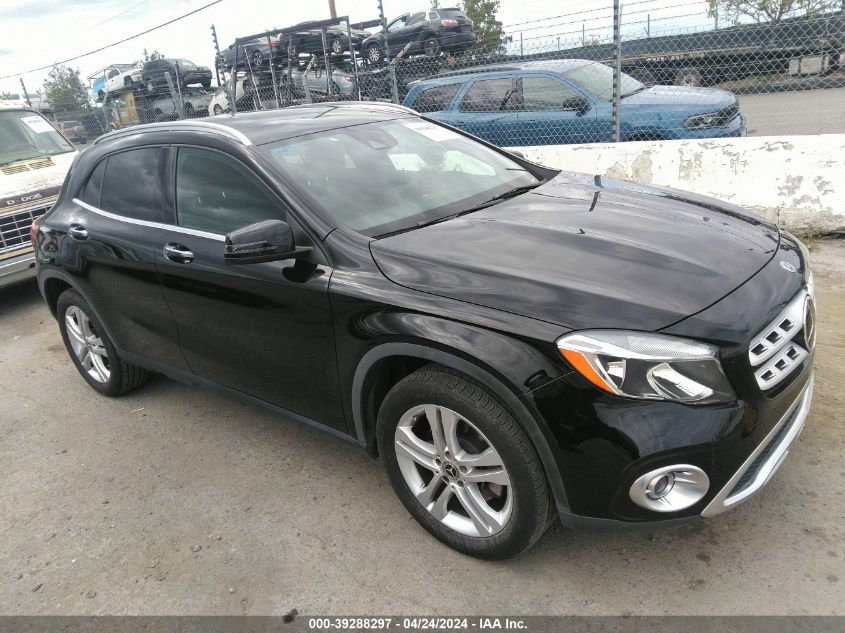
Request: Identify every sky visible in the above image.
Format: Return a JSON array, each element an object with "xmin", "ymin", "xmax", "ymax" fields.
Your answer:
[{"xmin": 0, "ymin": 0, "xmax": 718, "ymax": 97}]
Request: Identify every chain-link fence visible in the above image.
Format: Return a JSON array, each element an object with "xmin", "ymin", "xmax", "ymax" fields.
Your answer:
[{"xmin": 15, "ymin": 5, "xmax": 845, "ymax": 148}]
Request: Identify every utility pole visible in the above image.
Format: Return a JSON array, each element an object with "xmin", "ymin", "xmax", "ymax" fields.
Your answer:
[
  {"xmin": 611, "ymin": 0, "xmax": 622, "ymax": 142},
  {"xmin": 377, "ymin": 0, "xmax": 398, "ymax": 102},
  {"xmin": 19, "ymin": 77, "xmax": 32, "ymax": 107},
  {"xmin": 210, "ymin": 24, "xmax": 221, "ymax": 86},
  {"xmin": 328, "ymin": 0, "xmax": 336, "ymax": 19}
]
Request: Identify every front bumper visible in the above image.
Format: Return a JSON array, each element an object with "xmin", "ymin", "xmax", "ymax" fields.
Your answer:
[
  {"xmin": 555, "ymin": 373, "xmax": 813, "ymax": 530},
  {"xmin": 0, "ymin": 249, "xmax": 37, "ymax": 288},
  {"xmin": 702, "ymin": 373, "xmax": 812, "ymax": 517}
]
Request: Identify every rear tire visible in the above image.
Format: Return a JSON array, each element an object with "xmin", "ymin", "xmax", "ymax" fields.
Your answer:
[
  {"xmin": 377, "ymin": 365, "xmax": 552, "ymax": 559},
  {"xmin": 57, "ymin": 289, "xmax": 149, "ymax": 397},
  {"xmin": 423, "ymin": 36, "xmax": 440, "ymax": 58}
]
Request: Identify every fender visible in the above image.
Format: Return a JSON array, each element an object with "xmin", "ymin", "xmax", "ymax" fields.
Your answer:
[
  {"xmin": 38, "ymin": 268, "xmax": 119, "ymax": 343},
  {"xmin": 351, "ymin": 341, "xmax": 571, "ymax": 513}
]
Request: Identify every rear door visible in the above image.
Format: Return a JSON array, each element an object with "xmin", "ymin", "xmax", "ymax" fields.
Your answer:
[
  {"xmin": 155, "ymin": 145, "xmax": 343, "ymax": 428},
  {"xmin": 453, "ymin": 76, "xmax": 520, "ymax": 146},
  {"xmin": 67, "ymin": 146, "xmax": 188, "ymax": 370},
  {"xmin": 401, "ymin": 12, "xmax": 429, "ymax": 51}
]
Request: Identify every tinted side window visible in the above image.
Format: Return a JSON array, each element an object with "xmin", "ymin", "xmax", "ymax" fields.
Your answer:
[
  {"xmin": 519, "ymin": 76, "xmax": 580, "ymax": 111},
  {"xmin": 413, "ymin": 83, "xmax": 460, "ymax": 113},
  {"xmin": 175, "ymin": 147, "xmax": 286, "ymax": 235},
  {"xmin": 459, "ymin": 78, "xmax": 514, "ymax": 112},
  {"xmin": 100, "ymin": 148, "xmax": 164, "ymax": 222},
  {"xmin": 78, "ymin": 160, "xmax": 106, "ymax": 207},
  {"xmin": 407, "ymin": 12, "xmax": 426, "ymax": 25}
]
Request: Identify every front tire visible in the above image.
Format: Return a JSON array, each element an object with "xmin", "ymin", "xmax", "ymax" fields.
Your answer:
[
  {"xmin": 377, "ymin": 365, "xmax": 552, "ymax": 559},
  {"xmin": 366, "ymin": 43, "xmax": 384, "ymax": 64},
  {"xmin": 57, "ymin": 289, "xmax": 149, "ymax": 397}
]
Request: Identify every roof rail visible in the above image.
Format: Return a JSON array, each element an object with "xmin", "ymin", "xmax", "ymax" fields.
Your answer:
[
  {"xmin": 435, "ymin": 65, "xmax": 521, "ymax": 79},
  {"xmin": 94, "ymin": 120, "xmax": 252, "ymax": 146}
]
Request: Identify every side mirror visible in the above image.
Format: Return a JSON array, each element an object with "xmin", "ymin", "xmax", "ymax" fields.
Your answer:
[
  {"xmin": 224, "ymin": 219, "xmax": 311, "ymax": 265},
  {"xmin": 562, "ymin": 96, "xmax": 591, "ymax": 114}
]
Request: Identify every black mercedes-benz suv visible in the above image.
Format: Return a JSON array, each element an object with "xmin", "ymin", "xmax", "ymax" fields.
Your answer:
[{"xmin": 33, "ymin": 103, "xmax": 815, "ymax": 559}]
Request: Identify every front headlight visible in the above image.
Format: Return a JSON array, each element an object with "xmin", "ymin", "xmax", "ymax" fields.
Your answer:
[
  {"xmin": 684, "ymin": 112, "xmax": 720, "ymax": 130},
  {"xmin": 557, "ymin": 330, "xmax": 736, "ymax": 404}
]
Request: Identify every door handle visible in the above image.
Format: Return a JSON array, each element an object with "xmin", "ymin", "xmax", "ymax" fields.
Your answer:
[
  {"xmin": 68, "ymin": 224, "xmax": 88, "ymax": 240},
  {"xmin": 163, "ymin": 243, "xmax": 194, "ymax": 264}
]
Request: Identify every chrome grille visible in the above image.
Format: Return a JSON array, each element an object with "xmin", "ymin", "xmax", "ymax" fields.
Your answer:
[
  {"xmin": 0, "ymin": 203, "xmax": 51, "ymax": 254},
  {"xmin": 748, "ymin": 289, "xmax": 812, "ymax": 391},
  {"xmin": 0, "ymin": 156, "xmax": 54, "ymax": 175}
]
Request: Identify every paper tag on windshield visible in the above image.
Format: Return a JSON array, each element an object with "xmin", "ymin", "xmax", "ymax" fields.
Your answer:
[
  {"xmin": 403, "ymin": 120, "xmax": 460, "ymax": 142},
  {"xmin": 21, "ymin": 116, "xmax": 55, "ymax": 134}
]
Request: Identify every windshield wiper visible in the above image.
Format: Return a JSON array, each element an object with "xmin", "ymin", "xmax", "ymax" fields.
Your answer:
[
  {"xmin": 622, "ymin": 86, "xmax": 648, "ymax": 98},
  {"xmin": 415, "ymin": 183, "xmax": 542, "ymax": 230}
]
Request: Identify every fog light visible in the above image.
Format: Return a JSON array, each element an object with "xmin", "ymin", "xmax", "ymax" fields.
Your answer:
[{"xmin": 629, "ymin": 465, "xmax": 709, "ymax": 512}]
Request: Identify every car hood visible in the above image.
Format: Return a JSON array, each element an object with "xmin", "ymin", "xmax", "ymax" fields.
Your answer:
[
  {"xmin": 622, "ymin": 85, "xmax": 736, "ymax": 110},
  {"xmin": 370, "ymin": 172, "xmax": 779, "ymax": 331}
]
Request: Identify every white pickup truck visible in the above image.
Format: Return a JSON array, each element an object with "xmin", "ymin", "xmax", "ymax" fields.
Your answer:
[{"xmin": 0, "ymin": 102, "xmax": 77, "ymax": 288}]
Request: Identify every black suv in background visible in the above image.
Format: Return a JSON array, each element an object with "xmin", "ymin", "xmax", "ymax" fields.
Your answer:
[
  {"xmin": 142, "ymin": 58, "xmax": 212, "ymax": 94},
  {"xmin": 33, "ymin": 104, "xmax": 815, "ymax": 559},
  {"xmin": 362, "ymin": 8, "xmax": 476, "ymax": 63}
]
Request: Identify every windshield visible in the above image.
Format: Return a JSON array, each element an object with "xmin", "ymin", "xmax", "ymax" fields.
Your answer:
[
  {"xmin": 564, "ymin": 62, "xmax": 643, "ymax": 100},
  {"xmin": 264, "ymin": 119, "xmax": 539, "ymax": 237},
  {"xmin": 0, "ymin": 110, "xmax": 75, "ymax": 166}
]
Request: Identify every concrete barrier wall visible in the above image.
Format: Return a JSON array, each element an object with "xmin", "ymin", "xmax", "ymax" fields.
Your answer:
[{"xmin": 514, "ymin": 135, "xmax": 845, "ymax": 232}]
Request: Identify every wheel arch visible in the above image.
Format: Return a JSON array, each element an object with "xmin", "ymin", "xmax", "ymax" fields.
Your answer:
[
  {"xmin": 40, "ymin": 270, "xmax": 119, "ymax": 348},
  {"xmin": 351, "ymin": 342, "xmax": 570, "ymax": 513}
]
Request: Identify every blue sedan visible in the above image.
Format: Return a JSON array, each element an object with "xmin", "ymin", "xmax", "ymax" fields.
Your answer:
[{"xmin": 402, "ymin": 60, "xmax": 745, "ymax": 146}]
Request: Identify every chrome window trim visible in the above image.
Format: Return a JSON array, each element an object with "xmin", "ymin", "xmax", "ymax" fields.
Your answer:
[
  {"xmin": 72, "ymin": 198, "xmax": 225, "ymax": 242},
  {"xmin": 701, "ymin": 373, "xmax": 813, "ymax": 518}
]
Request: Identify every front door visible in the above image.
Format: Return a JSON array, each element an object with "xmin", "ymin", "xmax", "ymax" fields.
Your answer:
[
  {"xmin": 514, "ymin": 75, "xmax": 608, "ymax": 145},
  {"xmin": 155, "ymin": 145, "xmax": 343, "ymax": 429}
]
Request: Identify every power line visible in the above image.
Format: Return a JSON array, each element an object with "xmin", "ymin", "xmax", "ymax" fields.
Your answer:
[
  {"xmin": 2, "ymin": 0, "xmax": 225, "ymax": 80},
  {"xmin": 502, "ymin": 0, "xmax": 664, "ymax": 28}
]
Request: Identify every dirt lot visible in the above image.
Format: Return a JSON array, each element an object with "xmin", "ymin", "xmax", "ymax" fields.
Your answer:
[{"xmin": 1, "ymin": 240, "xmax": 843, "ymax": 616}]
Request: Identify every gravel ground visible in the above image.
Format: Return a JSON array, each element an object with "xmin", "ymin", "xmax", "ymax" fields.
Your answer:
[{"xmin": 1, "ymin": 240, "xmax": 843, "ymax": 616}]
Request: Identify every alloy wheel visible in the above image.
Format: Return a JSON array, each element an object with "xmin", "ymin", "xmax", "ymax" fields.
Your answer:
[
  {"xmin": 64, "ymin": 305, "xmax": 110, "ymax": 384},
  {"xmin": 253, "ymin": 50, "xmax": 263, "ymax": 66},
  {"xmin": 331, "ymin": 38, "xmax": 344, "ymax": 55},
  {"xmin": 367, "ymin": 45, "xmax": 382, "ymax": 64},
  {"xmin": 394, "ymin": 404, "xmax": 512, "ymax": 537}
]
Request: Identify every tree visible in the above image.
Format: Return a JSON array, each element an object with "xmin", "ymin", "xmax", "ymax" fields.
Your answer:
[
  {"xmin": 460, "ymin": 0, "xmax": 505, "ymax": 52},
  {"xmin": 42, "ymin": 65, "xmax": 89, "ymax": 114},
  {"xmin": 707, "ymin": 0, "xmax": 839, "ymax": 25},
  {"xmin": 142, "ymin": 48, "xmax": 166, "ymax": 62},
  {"xmin": 0, "ymin": 91, "xmax": 18, "ymax": 100}
]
